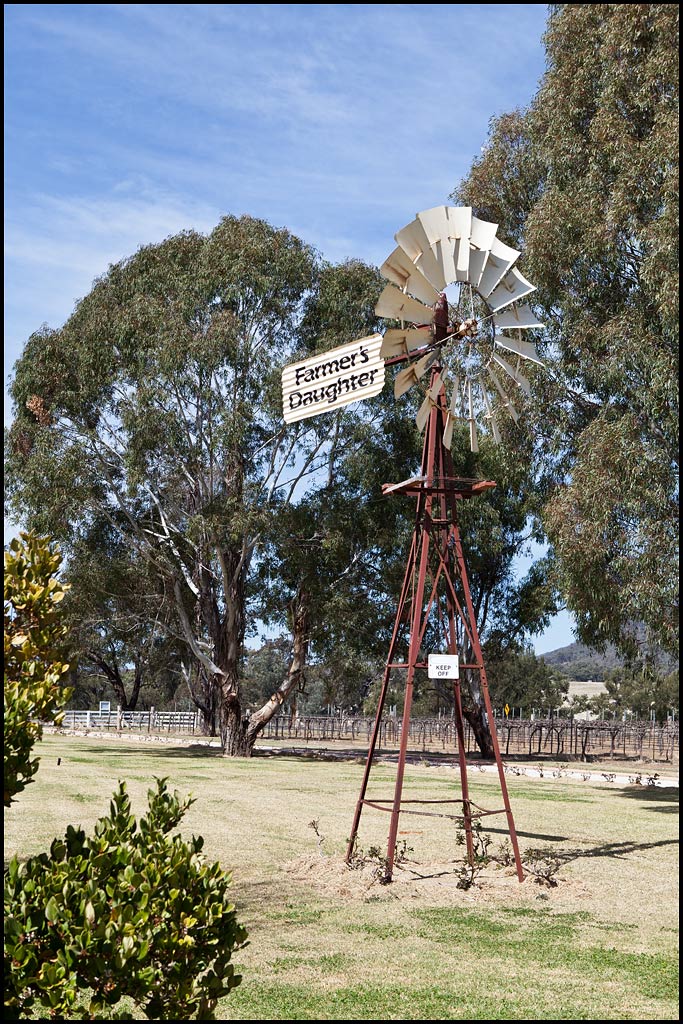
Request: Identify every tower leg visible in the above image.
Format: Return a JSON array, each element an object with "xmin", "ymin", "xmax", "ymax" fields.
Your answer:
[
  {"xmin": 453, "ymin": 679, "xmax": 475, "ymax": 866},
  {"xmin": 346, "ymin": 517, "xmax": 422, "ymax": 863},
  {"xmin": 448, "ymin": 511, "xmax": 525, "ymax": 882}
]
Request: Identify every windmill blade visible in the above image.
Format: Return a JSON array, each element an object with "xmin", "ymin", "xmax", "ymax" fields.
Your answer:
[
  {"xmin": 415, "ymin": 373, "xmax": 443, "ymax": 432},
  {"xmin": 394, "ymin": 351, "xmax": 435, "ymax": 399},
  {"xmin": 469, "ymin": 215, "xmax": 498, "ymax": 252},
  {"xmin": 467, "ymin": 380, "xmax": 479, "ymax": 452},
  {"xmin": 448, "ymin": 206, "xmax": 473, "ymax": 281},
  {"xmin": 467, "ymin": 248, "xmax": 489, "ymax": 290},
  {"xmin": 418, "ymin": 205, "xmax": 458, "ymax": 285},
  {"xmin": 467, "ymin": 215, "xmax": 499, "ymax": 289},
  {"xmin": 417, "ymin": 205, "xmax": 451, "ymax": 245},
  {"xmin": 482, "ymin": 384, "xmax": 502, "ymax": 444},
  {"xmin": 494, "ymin": 334, "xmax": 545, "ymax": 366},
  {"xmin": 380, "ymin": 247, "xmax": 440, "ymax": 307},
  {"xmin": 478, "ymin": 237, "xmax": 521, "ymax": 297},
  {"xmin": 487, "ymin": 267, "xmax": 536, "ymax": 312},
  {"xmin": 487, "ymin": 366, "xmax": 520, "ymax": 422},
  {"xmin": 493, "ymin": 304, "xmax": 543, "ymax": 331},
  {"xmin": 449, "ymin": 374, "xmax": 461, "ymax": 416},
  {"xmin": 380, "ymin": 327, "xmax": 432, "ymax": 358},
  {"xmin": 375, "ymin": 283, "xmax": 434, "ymax": 324},
  {"xmin": 443, "ymin": 413, "xmax": 455, "ymax": 449},
  {"xmin": 492, "ymin": 352, "xmax": 532, "ymax": 397},
  {"xmin": 415, "ymin": 394, "xmax": 432, "ymax": 433},
  {"xmin": 380, "ymin": 334, "xmax": 407, "ymax": 359},
  {"xmin": 442, "ymin": 373, "xmax": 464, "ymax": 448},
  {"xmin": 428, "ymin": 372, "xmax": 443, "ymax": 403},
  {"xmin": 395, "ymin": 217, "xmax": 447, "ymax": 290}
]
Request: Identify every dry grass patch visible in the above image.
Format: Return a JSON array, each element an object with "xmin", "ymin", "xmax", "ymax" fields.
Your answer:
[{"xmin": 4, "ymin": 733, "xmax": 678, "ymax": 1020}]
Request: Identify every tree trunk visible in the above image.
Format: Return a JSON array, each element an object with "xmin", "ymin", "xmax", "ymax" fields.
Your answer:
[
  {"xmin": 219, "ymin": 687, "xmax": 252, "ymax": 756},
  {"xmin": 87, "ymin": 653, "xmax": 137, "ymax": 711},
  {"xmin": 460, "ymin": 663, "xmax": 495, "ymax": 759},
  {"xmin": 184, "ymin": 664, "xmax": 219, "ymax": 735},
  {"xmin": 463, "ymin": 705, "xmax": 495, "ymax": 760},
  {"xmin": 232, "ymin": 588, "xmax": 310, "ymax": 756}
]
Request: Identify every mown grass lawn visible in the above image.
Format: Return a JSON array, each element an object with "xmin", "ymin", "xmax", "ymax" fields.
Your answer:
[{"xmin": 4, "ymin": 733, "xmax": 679, "ymax": 1020}]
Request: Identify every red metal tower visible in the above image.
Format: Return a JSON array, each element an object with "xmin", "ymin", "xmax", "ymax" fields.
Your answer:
[{"xmin": 346, "ymin": 367, "xmax": 525, "ymax": 882}]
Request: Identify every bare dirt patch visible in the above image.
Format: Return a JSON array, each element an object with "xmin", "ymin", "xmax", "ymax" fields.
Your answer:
[{"xmin": 283, "ymin": 852, "xmax": 591, "ymax": 909}]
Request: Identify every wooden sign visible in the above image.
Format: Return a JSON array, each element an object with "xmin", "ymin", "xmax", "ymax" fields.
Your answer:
[{"xmin": 282, "ymin": 333, "xmax": 385, "ymax": 424}]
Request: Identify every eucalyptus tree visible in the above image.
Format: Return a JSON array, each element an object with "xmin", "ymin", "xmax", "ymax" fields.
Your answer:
[
  {"xmin": 452, "ymin": 4, "xmax": 679, "ymax": 660},
  {"xmin": 603, "ymin": 663, "xmax": 678, "ymax": 725},
  {"xmin": 6, "ymin": 215, "xmax": 368, "ymax": 754}
]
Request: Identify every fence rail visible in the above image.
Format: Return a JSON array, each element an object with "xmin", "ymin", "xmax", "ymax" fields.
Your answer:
[{"xmin": 57, "ymin": 709, "xmax": 678, "ymax": 762}]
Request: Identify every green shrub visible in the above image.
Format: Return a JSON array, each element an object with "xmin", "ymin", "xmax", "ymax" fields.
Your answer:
[
  {"xmin": 4, "ymin": 532, "xmax": 72, "ymax": 806},
  {"xmin": 4, "ymin": 777, "xmax": 248, "ymax": 1020}
]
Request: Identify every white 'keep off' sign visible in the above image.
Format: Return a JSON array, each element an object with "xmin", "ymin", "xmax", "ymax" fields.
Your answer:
[{"xmin": 427, "ymin": 654, "xmax": 460, "ymax": 679}]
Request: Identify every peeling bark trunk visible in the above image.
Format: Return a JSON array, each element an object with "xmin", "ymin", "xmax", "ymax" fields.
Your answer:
[
  {"xmin": 221, "ymin": 588, "xmax": 310, "ymax": 757},
  {"xmin": 220, "ymin": 692, "xmax": 250, "ymax": 755}
]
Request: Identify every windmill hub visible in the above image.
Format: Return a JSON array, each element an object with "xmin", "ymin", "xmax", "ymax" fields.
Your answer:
[{"xmin": 453, "ymin": 317, "xmax": 478, "ymax": 339}]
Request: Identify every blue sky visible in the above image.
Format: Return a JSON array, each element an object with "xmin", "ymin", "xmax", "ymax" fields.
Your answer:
[{"xmin": 4, "ymin": 3, "xmax": 576, "ymax": 653}]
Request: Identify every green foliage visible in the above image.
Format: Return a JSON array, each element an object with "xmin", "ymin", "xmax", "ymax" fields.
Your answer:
[
  {"xmin": 4, "ymin": 778, "xmax": 248, "ymax": 1020},
  {"xmin": 4, "ymin": 531, "xmax": 72, "ymax": 806},
  {"xmin": 62, "ymin": 523, "xmax": 188, "ymax": 712},
  {"xmin": 5, "ymin": 216, "xmax": 417, "ymax": 752},
  {"xmin": 453, "ymin": 4, "xmax": 679, "ymax": 660},
  {"xmin": 484, "ymin": 649, "xmax": 568, "ymax": 714},
  {"xmin": 5, "ymin": 214, "xmax": 325, "ymax": 751},
  {"xmin": 604, "ymin": 663, "xmax": 678, "ymax": 723},
  {"xmin": 240, "ymin": 639, "xmax": 291, "ymax": 711}
]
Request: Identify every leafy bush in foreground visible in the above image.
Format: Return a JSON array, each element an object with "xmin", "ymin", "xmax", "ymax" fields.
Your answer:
[
  {"xmin": 4, "ymin": 778, "xmax": 248, "ymax": 1020},
  {"xmin": 4, "ymin": 532, "xmax": 72, "ymax": 806}
]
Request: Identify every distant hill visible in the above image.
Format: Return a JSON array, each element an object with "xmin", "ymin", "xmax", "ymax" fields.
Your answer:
[{"xmin": 539, "ymin": 641, "xmax": 678, "ymax": 681}]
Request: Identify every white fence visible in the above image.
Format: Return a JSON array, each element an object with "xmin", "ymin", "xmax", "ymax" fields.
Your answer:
[{"xmin": 60, "ymin": 708, "xmax": 199, "ymax": 733}]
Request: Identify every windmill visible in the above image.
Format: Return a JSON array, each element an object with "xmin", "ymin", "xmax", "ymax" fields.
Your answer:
[
  {"xmin": 346, "ymin": 205, "xmax": 548, "ymax": 882},
  {"xmin": 282, "ymin": 205, "xmax": 545, "ymax": 883}
]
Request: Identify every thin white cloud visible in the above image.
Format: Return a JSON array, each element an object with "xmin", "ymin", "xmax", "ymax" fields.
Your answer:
[{"xmin": 4, "ymin": 188, "xmax": 221, "ymax": 412}]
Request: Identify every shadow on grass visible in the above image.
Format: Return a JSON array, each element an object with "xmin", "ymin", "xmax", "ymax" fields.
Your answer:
[
  {"xmin": 473, "ymin": 825, "xmax": 569, "ymax": 842},
  {"xmin": 616, "ymin": 785, "xmax": 679, "ymax": 811},
  {"xmin": 552, "ymin": 836, "xmax": 678, "ymax": 865},
  {"xmin": 59, "ymin": 742, "xmax": 226, "ymax": 759}
]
